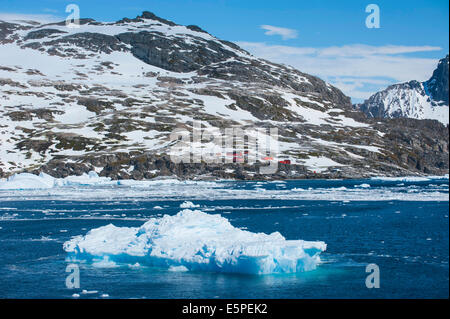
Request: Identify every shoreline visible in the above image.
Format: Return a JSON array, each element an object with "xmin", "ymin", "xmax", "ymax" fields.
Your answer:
[{"xmin": 1, "ymin": 170, "xmax": 448, "ymax": 186}]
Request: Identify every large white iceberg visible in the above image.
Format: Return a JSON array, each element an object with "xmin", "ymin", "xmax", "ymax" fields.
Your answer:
[{"xmin": 63, "ymin": 209, "xmax": 326, "ymax": 274}]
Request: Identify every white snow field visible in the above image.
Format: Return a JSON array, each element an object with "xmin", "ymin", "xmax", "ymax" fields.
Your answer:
[
  {"xmin": 63, "ymin": 209, "xmax": 327, "ymax": 274},
  {"xmin": 377, "ymin": 82, "xmax": 449, "ymax": 125}
]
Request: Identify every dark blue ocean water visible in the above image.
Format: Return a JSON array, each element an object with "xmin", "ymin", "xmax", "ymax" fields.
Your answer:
[{"xmin": 0, "ymin": 178, "xmax": 448, "ymax": 298}]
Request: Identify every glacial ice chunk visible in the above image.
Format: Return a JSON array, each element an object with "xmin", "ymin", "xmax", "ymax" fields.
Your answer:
[
  {"xmin": 168, "ymin": 265, "xmax": 189, "ymax": 272},
  {"xmin": 0, "ymin": 172, "xmax": 55, "ymax": 189},
  {"xmin": 64, "ymin": 209, "xmax": 326, "ymax": 274},
  {"xmin": 0, "ymin": 171, "xmax": 112, "ymax": 189},
  {"xmin": 179, "ymin": 201, "xmax": 200, "ymax": 208},
  {"xmin": 371, "ymin": 175, "xmax": 449, "ymax": 182}
]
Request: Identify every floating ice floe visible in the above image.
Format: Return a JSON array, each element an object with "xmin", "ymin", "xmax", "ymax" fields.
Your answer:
[
  {"xmin": 179, "ymin": 201, "xmax": 200, "ymax": 208},
  {"xmin": 63, "ymin": 209, "xmax": 326, "ymax": 275},
  {"xmin": 0, "ymin": 171, "xmax": 215, "ymax": 190},
  {"xmin": 0, "ymin": 172, "xmax": 55, "ymax": 189},
  {"xmin": 371, "ymin": 174, "xmax": 449, "ymax": 182},
  {"xmin": 1, "ymin": 172, "xmax": 447, "ymax": 202},
  {"xmin": 0, "ymin": 171, "xmax": 111, "ymax": 190},
  {"xmin": 355, "ymin": 183, "xmax": 371, "ymax": 188},
  {"xmin": 169, "ymin": 265, "xmax": 189, "ymax": 272}
]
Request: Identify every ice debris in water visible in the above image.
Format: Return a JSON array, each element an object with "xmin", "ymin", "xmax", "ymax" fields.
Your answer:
[
  {"xmin": 0, "ymin": 171, "xmax": 111, "ymax": 189},
  {"xmin": 63, "ymin": 209, "xmax": 326, "ymax": 275},
  {"xmin": 179, "ymin": 201, "xmax": 200, "ymax": 208}
]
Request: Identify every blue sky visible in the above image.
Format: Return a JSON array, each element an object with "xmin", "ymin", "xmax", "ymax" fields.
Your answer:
[{"xmin": 0, "ymin": 0, "xmax": 448, "ymax": 102}]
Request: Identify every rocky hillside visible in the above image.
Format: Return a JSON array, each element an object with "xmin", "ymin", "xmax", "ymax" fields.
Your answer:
[
  {"xmin": 0, "ymin": 11, "xmax": 448, "ymax": 180},
  {"xmin": 356, "ymin": 55, "xmax": 449, "ymax": 125}
]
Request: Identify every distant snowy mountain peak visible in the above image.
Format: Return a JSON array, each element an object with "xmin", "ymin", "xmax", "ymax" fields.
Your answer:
[
  {"xmin": 0, "ymin": 12, "xmax": 448, "ymax": 179},
  {"xmin": 356, "ymin": 55, "xmax": 449, "ymax": 125}
]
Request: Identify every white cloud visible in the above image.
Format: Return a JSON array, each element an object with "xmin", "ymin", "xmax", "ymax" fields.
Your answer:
[
  {"xmin": 260, "ymin": 25, "xmax": 298, "ymax": 40},
  {"xmin": 238, "ymin": 42, "xmax": 442, "ymax": 101},
  {"xmin": 43, "ymin": 9, "xmax": 59, "ymax": 14},
  {"xmin": 317, "ymin": 44, "xmax": 441, "ymax": 57},
  {"xmin": 0, "ymin": 13, "xmax": 62, "ymax": 24}
]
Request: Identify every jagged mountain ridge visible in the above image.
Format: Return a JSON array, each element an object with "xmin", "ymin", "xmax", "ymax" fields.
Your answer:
[
  {"xmin": 356, "ymin": 55, "xmax": 449, "ymax": 125},
  {"xmin": 0, "ymin": 11, "xmax": 448, "ymax": 179}
]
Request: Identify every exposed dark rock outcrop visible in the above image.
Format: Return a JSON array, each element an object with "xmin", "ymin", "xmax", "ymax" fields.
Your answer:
[{"xmin": 426, "ymin": 54, "xmax": 449, "ymax": 104}]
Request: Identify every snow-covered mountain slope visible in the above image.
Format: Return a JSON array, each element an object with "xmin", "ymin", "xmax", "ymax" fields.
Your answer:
[
  {"xmin": 356, "ymin": 55, "xmax": 449, "ymax": 125},
  {"xmin": 0, "ymin": 12, "xmax": 448, "ymax": 179}
]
